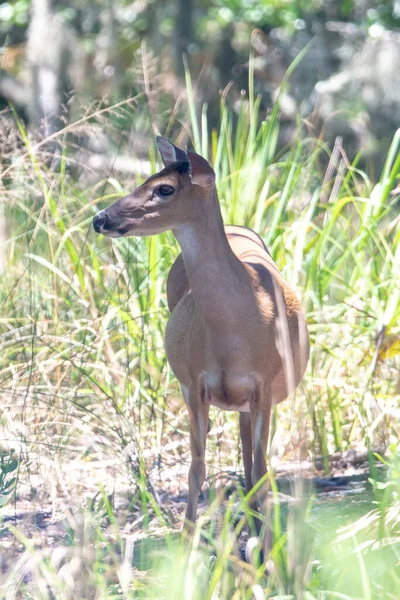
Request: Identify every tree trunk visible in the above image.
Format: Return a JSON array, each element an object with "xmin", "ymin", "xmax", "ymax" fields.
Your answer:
[{"xmin": 27, "ymin": 0, "xmax": 77, "ymax": 161}]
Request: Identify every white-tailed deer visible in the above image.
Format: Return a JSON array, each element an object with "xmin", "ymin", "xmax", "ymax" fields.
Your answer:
[{"xmin": 93, "ymin": 137, "xmax": 309, "ymax": 548}]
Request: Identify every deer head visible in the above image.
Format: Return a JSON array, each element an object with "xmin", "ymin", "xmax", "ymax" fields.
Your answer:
[{"xmin": 93, "ymin": 137, "xmax": 216, "ymax": 238}]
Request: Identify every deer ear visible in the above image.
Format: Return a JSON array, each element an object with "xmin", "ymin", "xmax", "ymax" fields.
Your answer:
[
  {"xmin": 186, "ymin": 149, "xmax": 215, "ymax": 189},
  {"xmin": 156, "ymin": 136, "xmax": 188, "ymax": 166}
]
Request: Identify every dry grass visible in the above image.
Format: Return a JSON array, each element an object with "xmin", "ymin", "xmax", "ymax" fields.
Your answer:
[{"xmin": 0, "ymin": 87, "xmax": 399, "ymax": 597}]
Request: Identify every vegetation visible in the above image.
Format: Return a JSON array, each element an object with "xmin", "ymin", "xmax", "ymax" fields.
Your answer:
[
  {"xmin": 0, "ymin": 449, "xmax": 18, "ymax": 507},
  {"xmin": 2, "ymin": 0, "xmax": 400, "ymax": 150},
  {"xmin": 0, "ymin": 62, "xmax": 399, "ymax": 596}
]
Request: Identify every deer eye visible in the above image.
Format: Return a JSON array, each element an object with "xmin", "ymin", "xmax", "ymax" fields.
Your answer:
[{"xmin": 157, "ymin": 185, "xmax": 175, "ymax": 197}]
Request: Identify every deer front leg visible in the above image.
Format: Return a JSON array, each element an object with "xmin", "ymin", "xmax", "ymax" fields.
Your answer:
[
  {"xmin": 184, "ymin": 375, "xmax": 210, "ymax": 530},
  {"xmin": 250, "ymin": 379, "xmax": 272, "ymax": 555},
  {"xmin": 241, "ymin": 411, "xmax": 264, "ymax": 542}
]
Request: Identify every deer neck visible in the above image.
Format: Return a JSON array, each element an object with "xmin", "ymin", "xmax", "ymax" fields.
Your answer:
[{"xmin": 173, "ymin": 191, "xmax": 248, "ymax": 327}]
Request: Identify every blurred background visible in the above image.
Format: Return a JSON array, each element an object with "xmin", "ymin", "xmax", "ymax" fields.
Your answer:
[{"xmin": 1, "ymin": 0, "xmax": 400, "ymax": 171}]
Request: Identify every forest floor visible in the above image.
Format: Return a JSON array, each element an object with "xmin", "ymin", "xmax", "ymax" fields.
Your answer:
[{"xmin": 0, "ymin": 450, "xmax": 383, "ymax": 578}]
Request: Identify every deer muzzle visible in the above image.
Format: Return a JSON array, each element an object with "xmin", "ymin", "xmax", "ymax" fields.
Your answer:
[
  {"xmin": 93, "ymin": 204, "xmax": 151, "ymax": 237},
  {"xmin": 93, "ymin": 210, "xmax": 107, "ymax": 233}
]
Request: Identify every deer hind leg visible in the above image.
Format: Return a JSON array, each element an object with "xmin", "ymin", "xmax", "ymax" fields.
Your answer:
[
  {"xmin": 184, "ymin": 374, "xmax": 210, "ymax": 531},
  {"xmin": 239, "ymin": 413, "xmax": 253, "ymax": 494},
  {"xmin": 250, "ymin": 378, "xmax": 272, "ymax": 555},
  {"xmin": 239, "ymin": 413, "xmax": 259, "ymax": 527}
]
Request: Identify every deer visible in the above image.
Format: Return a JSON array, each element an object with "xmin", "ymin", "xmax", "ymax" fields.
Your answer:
[{"xmin": 93, "ymin": 137, "xmax": 310, "ymax": 553}]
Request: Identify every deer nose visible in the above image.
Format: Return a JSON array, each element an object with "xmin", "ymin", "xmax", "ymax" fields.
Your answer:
[{"xmin": 93, "ymin": 210, "xmax": 107, "ymax": 233}]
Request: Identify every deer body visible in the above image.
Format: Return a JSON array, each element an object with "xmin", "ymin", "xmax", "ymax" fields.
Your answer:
[
  {"xmin": 93, "ymin": 137, "xmax": 309, "ymax": 539},
  {"xmin": 166, "ymin": 224, "xmax": 306, "ymax": 410}
]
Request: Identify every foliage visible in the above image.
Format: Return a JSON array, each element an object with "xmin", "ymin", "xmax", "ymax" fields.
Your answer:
[
  {"xmin": 371, "ymin": 441, "xmax": 400, "ymax": 503},
  {"xmin": 2, "ymin": 0, "xmax": 400, "ymax": 40},
  {"xmin": 322, "ymin": 443, "xmax": 400, "ymax": 599},
  {"xmin": 0, "ymin": 449, "xmax": 18, "ymax": 507},
  {"xmin": 0, "ymin": 61, "xmax": 399, "ymax": 596}
]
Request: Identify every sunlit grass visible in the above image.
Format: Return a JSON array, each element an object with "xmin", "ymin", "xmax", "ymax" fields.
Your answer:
[{"xmin": 0, "ymin": 70, "xmax": 399, "ymax": 597}]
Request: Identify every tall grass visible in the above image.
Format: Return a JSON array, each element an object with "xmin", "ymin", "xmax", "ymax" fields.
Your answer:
[{"xmin": 0, "ymin": 71, "xmax": 399, "ymax": 597}]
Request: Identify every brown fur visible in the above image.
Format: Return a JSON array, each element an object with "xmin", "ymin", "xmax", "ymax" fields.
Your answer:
[{"xmin": 93, "ymin": 138, "xmax": 310, "ymax": 546}]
